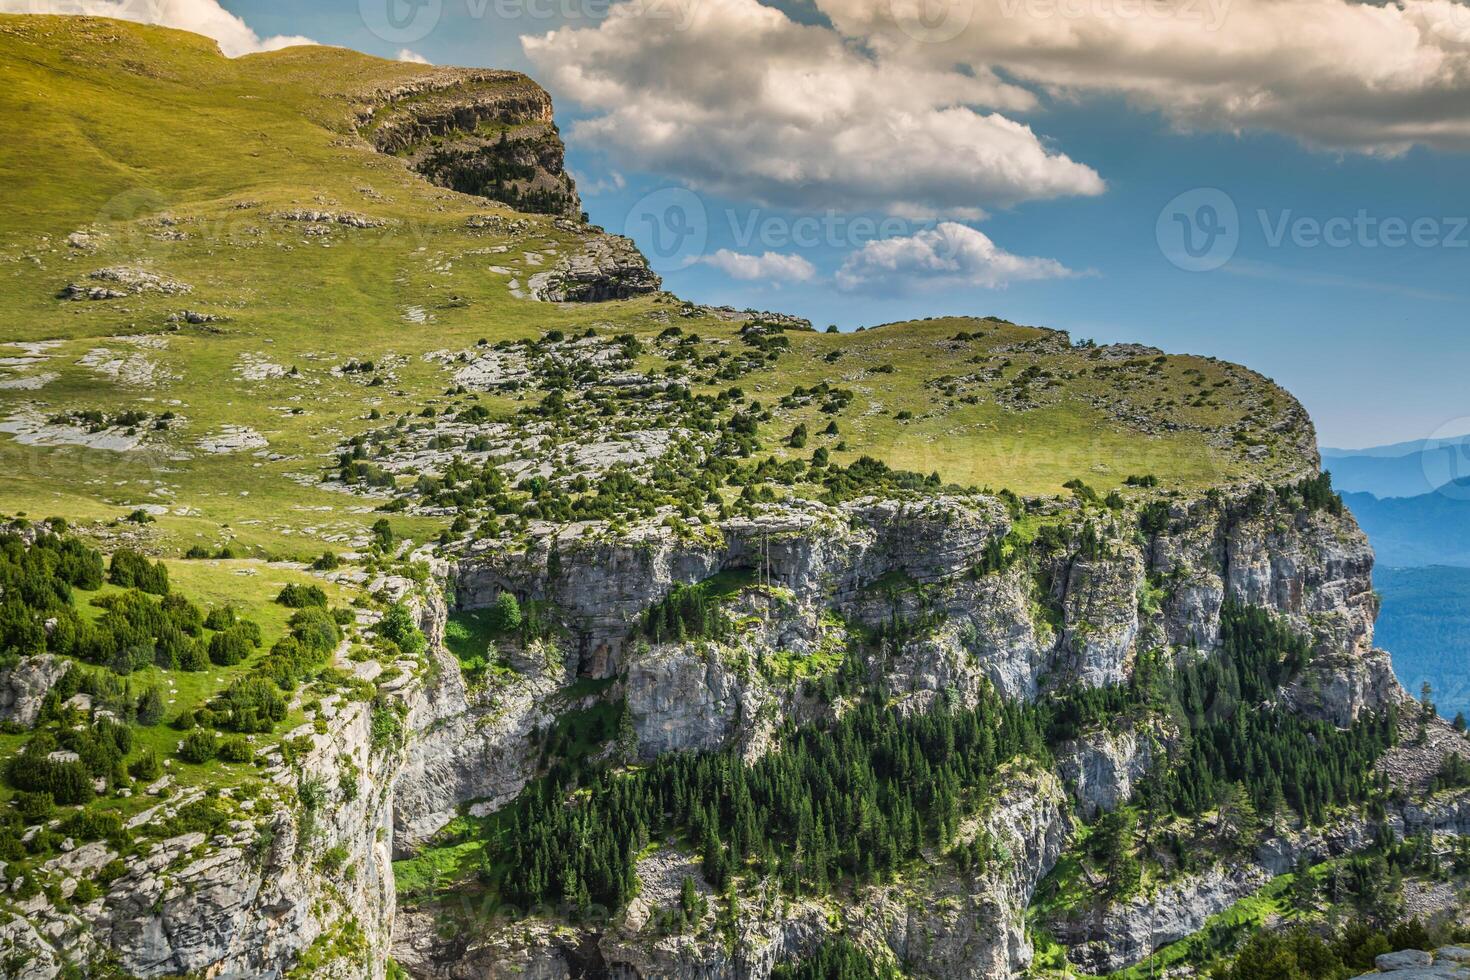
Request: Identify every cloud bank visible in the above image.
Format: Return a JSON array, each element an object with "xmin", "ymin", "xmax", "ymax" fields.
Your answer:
[{"xmin": 522, "ymin": 0, "xmax": 1106, "ymax": 216}]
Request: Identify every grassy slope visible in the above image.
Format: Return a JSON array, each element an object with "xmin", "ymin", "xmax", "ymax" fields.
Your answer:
[{"xmin": 0, "ymin": 14, "xmax": 1317, "ymax": 565}]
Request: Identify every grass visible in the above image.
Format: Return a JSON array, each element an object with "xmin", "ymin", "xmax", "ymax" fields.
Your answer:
[
  {"xmin": 0, "ymin": 14, "xmax": 1314, "ymax": 575},
  {"xmin": 0, "ymin": 555, "xmax": 351, "ymax": 824}
]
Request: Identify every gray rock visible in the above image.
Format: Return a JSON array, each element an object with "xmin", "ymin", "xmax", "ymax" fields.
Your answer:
[
  {"xmin": 0, "ymin": 654, "xmax": 67, "ymax": 727},
  {"xmin": 528, "ymin": 234, "xmax": 661, "ymax": 302}
]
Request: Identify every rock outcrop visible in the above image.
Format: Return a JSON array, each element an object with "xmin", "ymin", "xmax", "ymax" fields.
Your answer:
[
  {"xmin": 357, "ymin": 69, "xmax": 580, "ymax": 217},
  {"xmin": 0, "ymin": 654, "xmax": 67, "ymax": 727},
  {"xmin": 527, "ymin": 234, "xmax": 662, "ymax": 302}
]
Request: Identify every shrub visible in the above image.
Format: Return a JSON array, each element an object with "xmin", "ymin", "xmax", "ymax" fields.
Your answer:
[
  {"xmin": 208, "ymin": 627, "xmax": 253, "ymax": 667},
  {"xmin": 135, "ymin": 687, "xmax": 165, "ymax": 726},
  {"xmin": 6, "ymin": 740, "xmax": 93, "ymax": 805},
  {"xmin": 378, "ymin": 603, "xmax": 426, "ymax": 654},
  {"xmin": 210, "ymin": 677, "xmax": 287, "ymax": 733},
  {"xmin": 108, "ymin": 549, "xmax": 169, "ymax": 595},
  {"xmin": 129, "ymin": 748, "xmax": 162, "ymax": 782},
  {"xmin": 218, "ymin": 736, "xmax": 254, "ymax": 763},
  {"xmin": 61, "ymin": 809, "xmax": 122, "ymax": 842},
  {"xmin": 311, "ymin": 552, "xmax": 340, "ymax": 571},
  {"xmin": 204, "ymin": 606, "xmax": 237, "ymax": 631},
  {"xmin": 178, "ymin": 729, "xmax": 218, "ymax": 764},
  {"xmin": 179, "ymin": 639, "xmax": 211, "ymax": 672},
  {"xmin": 487, "ymin": 592, "xmax": 522, "ymax": 635},
  {"xmin": 16, "ymin": 791, "xmax": 53, "ymax": 824},
  {"xmin": 289, "ymin": 607, "xmax": 340, "ymax": 655},
  {"xmin": 276, "ymin": 583, "xmax": 328, "ymax": 608}
]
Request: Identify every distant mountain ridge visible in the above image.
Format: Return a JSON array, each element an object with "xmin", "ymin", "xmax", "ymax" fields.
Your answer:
[
  {"xmin": 1344, "ymin": 484, "xmax": 1470, "ymax": 567},
  {"xmin": 1323, "ymin": 432, "xmax": 1470, "ymax": 498}
]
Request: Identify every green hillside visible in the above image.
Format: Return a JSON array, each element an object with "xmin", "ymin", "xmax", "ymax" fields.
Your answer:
[{"xmin": 0, "ymin": 14, "xmax": 1317, "ymax": 564}]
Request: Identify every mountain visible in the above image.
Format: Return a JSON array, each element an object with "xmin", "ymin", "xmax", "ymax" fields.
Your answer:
[
  {"xmin": 0, "ymin": 15, "xmax": 1463, "ymax": 980},
  {"xmin": 1343, "ymin": 484, "xmax": 1470, "ymax": 567},
  {"xmin": 1322, "ymin": 434, "xmax": 1470, "ymax": 498},
  {"xmin": 1376, "ymin": 565, "xmax": 1470, "ymax": 720}
]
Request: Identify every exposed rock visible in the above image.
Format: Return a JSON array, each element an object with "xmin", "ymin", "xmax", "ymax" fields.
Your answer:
[
  {"xmin": 528, "ymin": 234, "xmax": 661, "ymax": 302},
  {"xmin": 1050, "ymin": 863, "xmax": 1271, "ymax": 974},
  {"xmin": 0, "ymin": 654, "xmax": 68, "ymax": 727},
  {"xmin": 197, "ymin": 425, "xmax": 268, "ymax": 454},
  {"xmin": 60, "ymin": 267, "xmax": 191, "ymax": 300},
  {"xmin": 272, "ymin": 209, "xmax": 385, "ymax": 228},
  {"xmin": 357, "ymin": 69, "xmax": 579, "ymax": 217},
  {"xmin": 1056, "ymin": 723, "xmax": 1161, "ymax": 820}
]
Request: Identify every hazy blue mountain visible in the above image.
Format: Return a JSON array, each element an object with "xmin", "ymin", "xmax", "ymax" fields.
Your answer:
[
  {"xmin": 1322, "ymin": 432, "xmax": 1470, "ymax": 498},
  {"xmin": 1375, "ymin": 565, "xmax": 1470, "ymax": 720},
  {"xmin": 1345, "ymin": 485, "xmax": 1470, "ymax": 568}
]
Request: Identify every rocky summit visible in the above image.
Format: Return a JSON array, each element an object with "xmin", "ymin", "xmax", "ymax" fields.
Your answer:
[{"xmin": 0, "ymin": 13, "xmax": 1466, "ymax": 980}]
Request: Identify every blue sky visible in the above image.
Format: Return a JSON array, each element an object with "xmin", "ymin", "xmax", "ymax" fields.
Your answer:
[{"xmin": 105, "ymin": 0, "xmax": 1470, "ymax": 448}]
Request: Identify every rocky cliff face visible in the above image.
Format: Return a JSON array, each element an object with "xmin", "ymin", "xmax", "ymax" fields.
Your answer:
[
  {"xmin": 380, "ymin": 478, "xmax": 1413, "ymax": 979},
  {"xmin": 357, "ymin": 69, "xmax": 580, "ymax": 218},
  {"xmin": 4, "ymin": 477, "xmax": 1404, "ymax": 979},
  {"xmin": 5, "ymin": 668, "xmax": 405, "ymax": 979}
]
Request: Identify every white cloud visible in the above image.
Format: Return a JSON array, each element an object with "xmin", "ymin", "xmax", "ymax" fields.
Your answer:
[
  {"xmin": 2, "ymin": 0, "xmax": 314, "ymax": 56},
  {"xmin": 700, "ymin": 249, "xmax": 817, "ymax": 282},
  {"xmin": 572, "ymin": 169, "xmax": 626, "ymax": 196},
  {"xmin": 395, "ymin": 48, "xmax": 430, "ymax": 64},
  {"xmin": 835, "ymin": 222, "xmax": 1077, "ymax": 291},
  {"xmin": 521, "ymin": 0, "xmax": 1105, "ymax": 217},
  {"xmin": 818, "ymin": 0, "xmax": 1470, "ymax": 153}
]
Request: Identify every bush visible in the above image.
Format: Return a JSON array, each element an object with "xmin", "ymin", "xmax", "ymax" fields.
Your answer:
[
  {"xmin": 487, "ymin": 592, "xmax": 522, "ymax": 635},
  {"xmin": 135, "ymin": 687, "xmax": 165, "ymax": 726},
  {"xmin": 289, "ymin": 607, "xmax": 340, "ymax": 655},
  {"xmin": 60, "ymin": 808, "xmax": 122, "ymax": 842},
  {"xmin": 377, "ymin": 603, "xmax": 425, "ymax": 654},
  {"xmin": 218, "ymin": 736, "xmax": 254, "ymax": 763},
  {"xmin": 179, "ymin": 639, "xmax": 211, "ymax": 672},
  {"xmin": 276, "ymin": 583, "xmax": 328, "ymax": 608},
  {"xmin": 311, "ymin": 552, "xmax": 340, "ymax": 571},
  {"xmin": 108, "ymin": 550, "xmax": 169, "ymax": 595},
  {"xmin": 210, "ymin": 677, "xmax": 287, "ymax": 733},
  {"xmin": 203, "ymin": 606, "xmax": 237, "ymax": 631},
  {"xmin": 129, "ymin": 748, "xmax": 162, "ymax": 782},
  {"xmin": 208, "ymin": 626, "xmax": 254, "ymax": 667},
  {"xmin": 6, "ymin": 740, "xmax": 93, "ymax": 805},
  {"xmin": 178, "ymin": 729, "xmax": 218, "ymax": 764},
  {"xmin": 16, "ymin": 791, "xmax": 53, "ymax": 824}
]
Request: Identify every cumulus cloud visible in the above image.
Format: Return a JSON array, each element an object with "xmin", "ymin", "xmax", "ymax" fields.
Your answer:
[
  {"xmin": 818, "ymin": 0, "xmax": 1470, "ymax": 153},
  {"xmin": 395, "ymin": 48, "xmax": 430, "ymax": 64},
  {"xmin": 700, "ymin": 249, "xmax": 817, "ymax": 282},
  {"xmin": 522, "ymin": 0, "xmax": 1105, "ymax": 216},
  {"xmin": 835, "ymin": 222, "xmax": 1077, "ymax": 291},
  {"xmin": 2, "ymin": 0, "xmax": 314, "ymax": 56}
]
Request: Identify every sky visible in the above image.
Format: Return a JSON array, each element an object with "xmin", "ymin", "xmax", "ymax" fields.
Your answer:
[{"xmin": 11, "ymin": 0, "xmax": 1469, "ymax": 449}]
